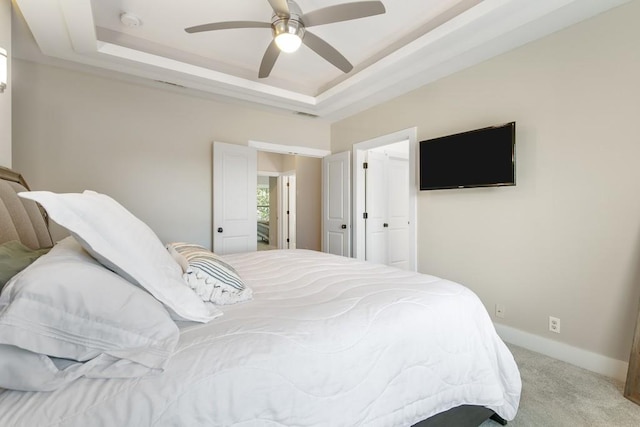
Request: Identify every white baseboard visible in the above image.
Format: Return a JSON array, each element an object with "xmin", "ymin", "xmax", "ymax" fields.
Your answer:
[{"xmin": 494, "ymin": 323, "xmax": 629, "ymax": 382}]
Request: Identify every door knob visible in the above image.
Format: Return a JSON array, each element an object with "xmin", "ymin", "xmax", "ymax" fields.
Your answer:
[
  {"xmin": 383, "ymin": 223, "xmax": 389, "ymax": 228},
  {"xmin": 217, "ymin": 227, "xmax": 223, "ymax": 233},
  {"xmin": 341, "ymin": 224, "xmax": 347, "ymax": 229}
]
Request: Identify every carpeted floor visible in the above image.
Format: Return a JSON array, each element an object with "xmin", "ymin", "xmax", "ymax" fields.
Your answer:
[
  {"xmin": 257, "ymin": 240, "xmax": 276, "ymax": 251},
  {"xmin": 482, "ymin": 345, "xmax": 640, "ymax": 426}
]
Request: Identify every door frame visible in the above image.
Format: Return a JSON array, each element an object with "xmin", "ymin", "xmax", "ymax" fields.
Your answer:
[
  {"xmin": 249, "ymin": 140, "xmax": 330, "ymax": 158},
  {"xmin": 352, "ymin": 128, "xmax": 418, "ymax": 271}
]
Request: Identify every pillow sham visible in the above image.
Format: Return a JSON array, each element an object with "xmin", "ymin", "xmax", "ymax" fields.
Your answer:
[
  {"xmin": 18, "ymin": 190, "xmax": 221, "ymax": 323},
  {"xmin": 167, "ymin": 242, "xmax": 252, "ymax": 305},
  {"xmin": 0, "ymin": 344, "xmax": 160, "ymax": 392},
  {"xmin": 0, "ymin": 240, "xmax": 49, "ymax": 291},
  {"xmin": 0, "ymin": 237, "xmax": 179, "ymax": 371}
]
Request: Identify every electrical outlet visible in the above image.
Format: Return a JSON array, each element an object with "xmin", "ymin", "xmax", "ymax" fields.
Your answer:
[
  {"xmin": 495, "ymin": 304, "xmax": 506, "ymax": 319},
  {"xmin": 549, "ymin": 316, "xmax": 561, "ymax": 333}
]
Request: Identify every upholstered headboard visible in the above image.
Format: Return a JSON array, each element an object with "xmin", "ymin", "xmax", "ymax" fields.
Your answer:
[{"xmin": 0, "ymin": 166, "xmax": 53, "ymax": 250}]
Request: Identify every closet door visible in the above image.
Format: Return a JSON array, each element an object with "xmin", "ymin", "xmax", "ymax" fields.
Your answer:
[
  {"xmin": 386, "ymin": 155, "xmax": 410, "ymax": 270},
  {"xmin": 364, "ymin": 151, "xmax": 388, "ymax": 264},
  {"xmin": 213, "ymin": 142, "xmax": 257, "ymax": 254}
]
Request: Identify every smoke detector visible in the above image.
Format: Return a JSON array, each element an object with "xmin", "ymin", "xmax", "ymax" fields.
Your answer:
[{"xmin": 120, "ymin": 13, "xmax": 142, "ymax": 28}]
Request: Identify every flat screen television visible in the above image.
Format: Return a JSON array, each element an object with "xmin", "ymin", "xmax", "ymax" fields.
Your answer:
[{"xmin": 419, "ymin": 122, "xmax": 515, "ymax": 191}]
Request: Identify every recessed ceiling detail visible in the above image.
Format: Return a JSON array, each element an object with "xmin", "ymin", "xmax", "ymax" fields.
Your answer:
[
  {"xmin": 185, "ymin": 0, "xmax": 387, "ymax": 79},
  {"xmin": 13, "ymin": 0, "xmax": 630, "ymax": 120}
]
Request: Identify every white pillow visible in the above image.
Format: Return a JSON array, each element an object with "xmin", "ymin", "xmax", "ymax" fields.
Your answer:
[
  {"xmin": 0, "ymin": 344, "xmax": 90, "ymax": 392},
  {"xmin": 0, "ymin": 237, "xmax": 179, "ymax": 370},
  {"xmin": 18, "ymin": 190, "xmax": 221, "ymax": 323},
  {"xmin": 0, "ymin": 344, "xmax": 160, "ymax": 392},
  {"xmin": 167, "ymin": 242, "xmax": 252, "ymax": 305}
]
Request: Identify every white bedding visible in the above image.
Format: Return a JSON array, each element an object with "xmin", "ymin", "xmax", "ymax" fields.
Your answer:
[{"xmin": 0, "ymin": 249, "xmax": 520, "ymax": 426}]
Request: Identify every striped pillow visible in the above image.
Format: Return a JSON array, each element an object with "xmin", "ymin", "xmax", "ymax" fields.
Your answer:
[{"xmin": 167, "ymin": 243, "xmax": 252, "ymax": 305}]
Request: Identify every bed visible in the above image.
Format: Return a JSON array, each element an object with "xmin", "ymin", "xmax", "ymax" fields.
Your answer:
[
  {"xmin": 257, "ymin": 219, "xmax": 270, "ymax": 243},
  {"xmin": 0, "ymin": 166, "xmax": 520, "ymax": 426}
]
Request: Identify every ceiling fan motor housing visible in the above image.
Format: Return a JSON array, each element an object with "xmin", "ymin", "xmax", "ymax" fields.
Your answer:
[
  {"xmin": 271, "ymin": 0, "xmax": 305, "ymax": 52},
  {"xmin": 272, "ymin": 18, "xmax": 305, "ymax": 42}
]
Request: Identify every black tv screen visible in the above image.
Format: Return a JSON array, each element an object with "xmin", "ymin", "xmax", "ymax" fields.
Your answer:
[{"xmin": 419, "ymin": 122, "xmax": 515, "ymax": 190}]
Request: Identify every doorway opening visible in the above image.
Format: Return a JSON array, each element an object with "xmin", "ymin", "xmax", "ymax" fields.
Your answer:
[
  {"xmin": 353, "ymin": 128, "xmax": 417, "ymax": 271},
  {"xmin": 212, "ymin": 140, "xmax": 328, "ymax": 254},
  {"xmin": 257, "ymin": 174, "xmax": 276, "ymax": 250},
  {"xmin": 252, "ymin": 140, "xmax": 329, "ymax": 252},
  {"xmin": 256, "ymin": 172, "xmax": 297, "ymax": 251}
]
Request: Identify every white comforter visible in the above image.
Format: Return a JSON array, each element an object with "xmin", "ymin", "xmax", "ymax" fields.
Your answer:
[{"xmin": 0, "ymin": 250, "xmax": 520, "ymax": 426}]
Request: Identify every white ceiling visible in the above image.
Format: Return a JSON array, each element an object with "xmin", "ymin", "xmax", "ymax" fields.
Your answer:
[{"xmin": 12, "ymin": 0, "xmax": 630, "ymax": 121}]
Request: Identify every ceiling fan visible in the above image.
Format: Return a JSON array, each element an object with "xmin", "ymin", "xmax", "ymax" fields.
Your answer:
[{"xmin": 185, "ymin": 0, "xmax": 386, "ymax": 78}]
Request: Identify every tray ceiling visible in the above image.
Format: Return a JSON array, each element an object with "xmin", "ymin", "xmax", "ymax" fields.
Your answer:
[{"xmin": 12, "ymin": 0, "xmax": 630, "ymax": 121}]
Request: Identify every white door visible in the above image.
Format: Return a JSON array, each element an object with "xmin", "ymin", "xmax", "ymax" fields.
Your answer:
[
  {"xmin": 364, "ymin": 151, "xmax": 388, "ymax": 264},
  {"xmin": 322, "ymin": 151, "xmax": 351, "ymax": 256},
  {"xmin": 279, "ymin": 174, "xmax": 297, "ymax": 249},
  {"xmin": 386, "ymin": 156, "xmax": 410, "ymax": 269},
  {"xmin": 352, "ymin": 129, "xmax": 417, "ymax": 271},
  {"xmin": 213, "ymin": 142, "xmax": 257, "ymax": 254},
  {"xmin": 363, "ymin": 151, "xmax": 411, "ymax": 269}
]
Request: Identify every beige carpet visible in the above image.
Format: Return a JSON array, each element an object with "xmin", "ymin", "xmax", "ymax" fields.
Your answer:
[
  {"xmin": 257, "ymin": 241, "xmax": 275, "ymax": 251},
  {"xmin": 482, "ymin": 345, "xmax": 640, "ymax": 426}
]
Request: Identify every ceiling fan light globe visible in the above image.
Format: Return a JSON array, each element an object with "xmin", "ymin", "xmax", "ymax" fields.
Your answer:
[{"xmin": 275, "ymin": 33, "xmax": 302, "ymax": 53}]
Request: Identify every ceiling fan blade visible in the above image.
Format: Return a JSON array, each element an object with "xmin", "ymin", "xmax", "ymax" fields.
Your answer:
[
  {"xmin": 185, "ymin": 21, "xmax": 271, "ymax": 34},
  {"xmin": 259, "ymin": 40, "xmax": 281, "ymax": 78},
  {"xmin": 267, "ymin": 0, "xmax": 290, "ymax": 18},
  {"xmin": 302, "ymin": 31, "xmax": 353, "ymax": 73},
  {"xmin": 302, "ymin": 1, "xmax": 385, "ymax": 27}
]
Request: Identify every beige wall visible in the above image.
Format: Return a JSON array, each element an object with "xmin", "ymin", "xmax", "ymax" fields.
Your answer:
[
  {"xmin": 332, "ymin": 1, "xmax": 640, "ymax": 363},
  {"xmin": 257, "ymin": 151, "xmax": 287, "ymax": 173},
  {"xmin": 0, "ymin": 0, "xmax": 10, "ymax": 167},
  {"xmin": 12, "ymin": 60, "xmax": 330, "ymax": 248},
  {"xmin": 294, "ymin": 156, "xmax": 322, "ymax": 251}
]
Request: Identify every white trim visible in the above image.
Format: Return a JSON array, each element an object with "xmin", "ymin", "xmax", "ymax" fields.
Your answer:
[
  {"xmin": 494, "ymin": 323, "xmax": 629, "ymax": 382},
  {"xmin": 97, "ymin": 43, "xmax": 316, "ymax": 105},
  {"xmin": 352, "ymin": 128, "xmax": 418, "ymax": 271},
  {"xmin": 59, "ymin": 0, "xmax": 97, "ymax": 54},
  {"xmin": 257, "ymin": 170, "xmax": 280, "ymax": 177},
  {"xmin": 249, "ymin": 140, "xmax": 330, "ymax": 158}
]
